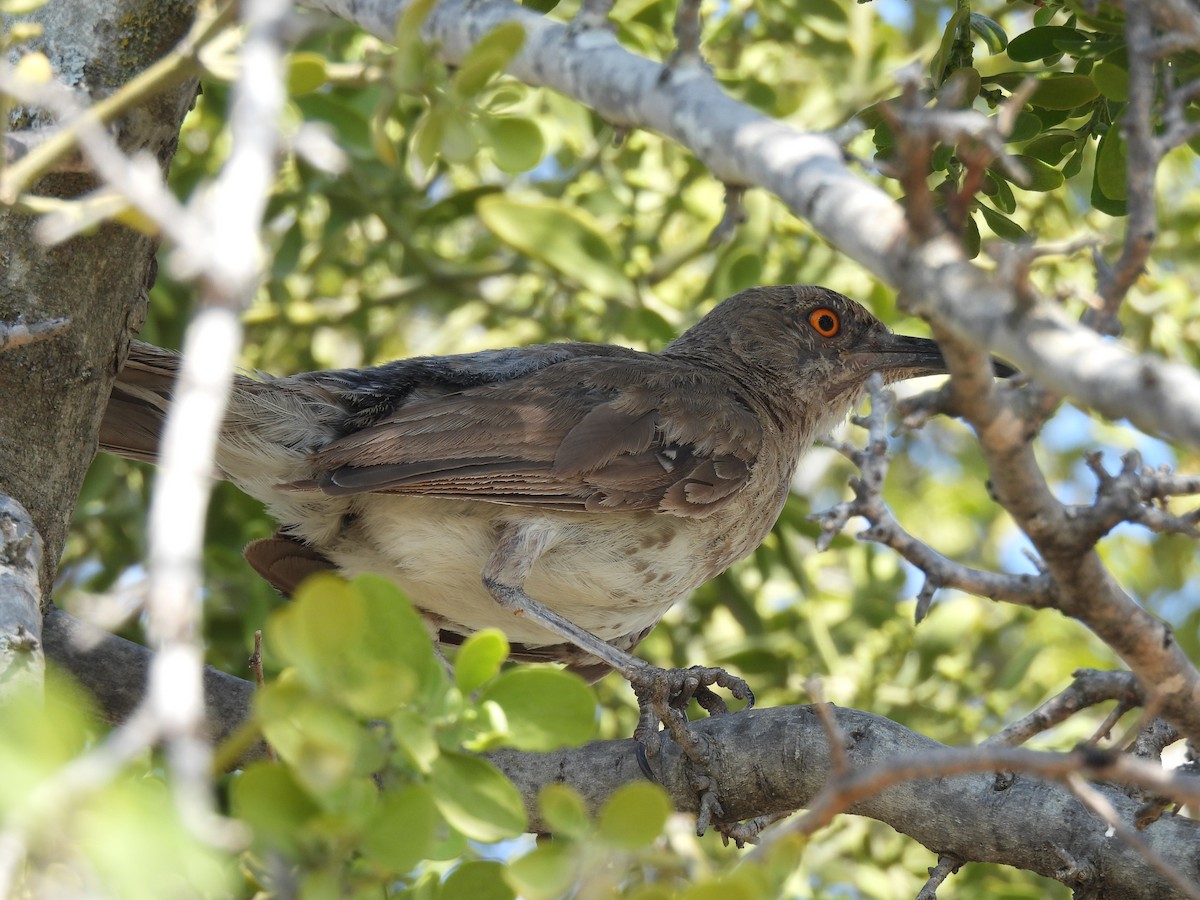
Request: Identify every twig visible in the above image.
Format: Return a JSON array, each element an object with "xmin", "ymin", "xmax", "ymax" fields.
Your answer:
[
  {"xmin": 985, "ymin": 669, "xmax": 1145, "ymax": 748},
  {"xmin": 707, "ymin": 183, "xmax": 746, "ymax": 246},
  {"xmin": 0, "ymin": 2, "xmax": 236, "ymax": 202},
  {"xmin": 664, "ymin": 0, "xmax": 704, "ymax": 74},
  {"xmin": 248, "ymin": 630, "xmax": 266, "ymax": 689},
  {"xmin": 1090, "ymin": 2, "xmax": 1159, "ymax": 333},
  {"xmin": 915, "ymin": 853, "xmax": 962, "ymax": 900},
  {"xmin": 143, "ymin": 0, "xmax": 290, "ymax": 844},
  {"xmin": 811, "ymin": 377, "xmax": 1059, "ymax": 615},
  {"xmin": 1066, "ymin": 774, "xmax": 1200, "ymax": 900},
  {"xmin": 805, "ymin": 677, "xmax": 848, "ymax": 776}
]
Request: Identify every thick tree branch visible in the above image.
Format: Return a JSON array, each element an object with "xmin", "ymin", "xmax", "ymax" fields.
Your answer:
[{"xmin": 41, "ymin": 611, "xmax": 1200, "ymax": 899}]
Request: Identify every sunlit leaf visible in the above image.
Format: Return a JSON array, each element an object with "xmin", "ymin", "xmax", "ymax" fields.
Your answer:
[
  {"xmin": 477, "ymin": 195, "xmax": 634, "ymax": 298},
  {"xmin": 478, "ymin": 667, "xmax": 596, "ymax": 749},
  {"xmin": 428, "ymin": 752, "xmax": 527, "ymax": 841},
  {"xmin": 597, "ymin": 782, "xmax": 670, "ymax": 849}
]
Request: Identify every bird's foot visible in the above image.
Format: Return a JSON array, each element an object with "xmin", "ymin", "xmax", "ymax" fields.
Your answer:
[
  {"xmin": 630, "ymin": 664, "xmax": 754, "ymax": 755},
  {"xmin": 627, "ymin": 664, "xmax": 752, "ymax": 835}
]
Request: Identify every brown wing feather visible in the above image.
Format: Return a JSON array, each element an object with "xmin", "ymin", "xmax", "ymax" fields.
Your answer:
[{"xmin": 289, "ymin": 357, "xmax": 765, "ymax": 517}]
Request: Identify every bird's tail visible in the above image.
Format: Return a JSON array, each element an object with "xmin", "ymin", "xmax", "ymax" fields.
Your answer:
[{"xmin": 98, "ymin": 341, "xmax": 181, "ymax": 464}]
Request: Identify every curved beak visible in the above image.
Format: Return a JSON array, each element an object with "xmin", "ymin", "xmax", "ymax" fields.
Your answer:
[{"xmin": 848, "ymin": 330, "xmax": 1017, "ymax": 383}]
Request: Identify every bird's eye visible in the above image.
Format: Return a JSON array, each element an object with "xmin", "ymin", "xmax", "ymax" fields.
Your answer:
[{"xmin": 808, "ymin": 308, "xmax": 840, "ymax": 337}]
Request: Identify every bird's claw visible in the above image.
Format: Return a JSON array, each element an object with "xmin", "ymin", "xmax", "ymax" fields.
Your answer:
[
  {"xmin": 627, "ymin": 664, "xmax": 752, "ymax": 836},
  {"xmin": 628, "ymin": 664, "xmax": 754, "ymax": 761}
]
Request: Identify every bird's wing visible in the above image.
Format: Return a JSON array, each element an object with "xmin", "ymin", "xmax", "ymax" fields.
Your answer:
[{"xmin": 283, "ymin": 356, "xmax": 765, "ymax": 517}]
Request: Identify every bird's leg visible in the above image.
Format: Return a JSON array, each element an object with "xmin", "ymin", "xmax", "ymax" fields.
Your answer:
[{"xmin": 481, "ymin": 525, "xmax": 754, "ymax": 769}]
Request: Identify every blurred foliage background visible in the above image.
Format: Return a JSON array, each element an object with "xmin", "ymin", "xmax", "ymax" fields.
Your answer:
[{"xmin": 37, "ymin": 0, "xmax": 1200, "ymax": 896}]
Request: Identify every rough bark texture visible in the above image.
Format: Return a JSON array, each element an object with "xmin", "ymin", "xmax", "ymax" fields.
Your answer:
[
  {"xmin": 0, "ymin": 496, "xmax": 44, "ymax": 702},
  {"xmin": 0, "ymin": 0, "xmax": 198, "ymax": 595}
]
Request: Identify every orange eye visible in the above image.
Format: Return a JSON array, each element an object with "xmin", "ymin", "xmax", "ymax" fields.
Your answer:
[{"xmin": 808, "ymin": 308, "xmax": 840, "ymax": 337}]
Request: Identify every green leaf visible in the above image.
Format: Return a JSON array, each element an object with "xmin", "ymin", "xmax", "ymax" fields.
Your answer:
[
  {"xmin": 455, "ymin": 629, "xmax": 510, "ymax": 693},
  {"xmin": 287, "ymin": 52, "xmax": 328, "ymax": 96},
  {"xmin": 269, "ymin": 574, "xmax": 444, "ymax": 717},
  {"xmin": 1006, "ymin": 155, "xmax": 1065, "ymax": 192},
  {"xmin": 230, "ymin": 763, "xmax": 320, "ymax": 853},
  {"xmin": 257, "ymin": 681, "xmax": 374, "ymax": 792},
  {"xmin": 978, "ymin": 204, "xmax": 1027, "ymax": 241},
  {"xmin": 1030, "ymin": 74, "xmax": 1099, "ymax": 110},
  {"xmin": 436, "ymin": 108, "xmax": 479, "ymax": 163},
  {"xmin": 0, "ymin": 0, "xmax": 47, "ymax": 12},
  {"xmin": 1092, "ymin": 60, "xmax": 1129, "ymax": 102},
  {"xmin": 478, "ymin": 667, "xmax": 596, "ymax": 750},
  {"xmin": 442, "ymin": 861, "xmax": 516, "ymax": 900},
  {"xmin": 1007, "ymin": 26, "xmax": 1085, "ymax": 63},
  {"xmin": 477, "ymin": 195, "xmax": 634, "ymax": 298},
  {"xmin": 1022, "ymin": 131, "xmax": 1077, "ymax": 164},
  {"xmin": 361, "ymin": 783, "xmax": 439, "ymax": 874},
  {"xmin": 1063, "ymin": 145, "xmax": 1086, "ymax": 179},
  {"xmin": 452, "ymin": 23, "xmax": 526, "ymax": 97},
  {"xmin": 1006, "ymin": 110, "xmax": 1042, "ymax": 143},
  {"xmin": 930, "ymin": 7, "xmax": 969, "ymax": 85},
  {"xmin": 392, "ymin": 708, "xmax": 441, "ymax": 773},
  {"xmin": 597, "ymin": 782, "xmax": 671, "ymax": 849},
  {"xmin": 521, "ymin": 0, "xmax": 560, "ymax": 12},
  {"xmin": 538, "ymin": 784, "xmax": 590, "ymax": 839},
  {"xmin": 962, "ymin": 213, "xmax": 981, "ymax": 259},
  {"xmin": 969, "ymin": 13, "xmax": 1007, "ymax": 55},
  {"xmin": 1095, "ymin": 125, "xmax": 1128, "ymax": 203},
  {"xmin": 505, "ymin": 843, "xmax": 577, "ymax": 900},
  {"xmin": 982, "ymin": 171, "xmax": 1016, "ymax": 214},
  {"xmin": 428, "ymin": 752, "xmax": 527, "ymax": 841},
  {"xmin": 483, "ymin": 117, "xmax": 546, "ymax": 173}
]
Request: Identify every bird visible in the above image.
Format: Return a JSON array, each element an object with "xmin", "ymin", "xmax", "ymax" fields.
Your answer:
[{"xmin": 99, "ymin": 284, "xmax": 1007, "ymax": 749}]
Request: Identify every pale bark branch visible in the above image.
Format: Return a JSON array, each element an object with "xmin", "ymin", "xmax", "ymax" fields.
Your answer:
[{"xmin": 0, "ymin": 496, "xmax": 45, "ymax": 708}]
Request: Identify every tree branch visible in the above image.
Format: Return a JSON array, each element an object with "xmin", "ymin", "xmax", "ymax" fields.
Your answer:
[{"xmin": 41, "ymin": 609, "xmax": 1200, "ymax": 899}]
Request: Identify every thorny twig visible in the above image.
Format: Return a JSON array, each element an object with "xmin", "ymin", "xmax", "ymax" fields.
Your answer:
[{"xmin": 810, "ymin": 376, "xmax": 1057, "ymax": 619}]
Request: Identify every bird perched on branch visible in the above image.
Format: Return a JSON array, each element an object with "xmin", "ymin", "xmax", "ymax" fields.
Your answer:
[{"xmin": 100, "ymin": 284, "xmax": 1007, "ymax": 749}]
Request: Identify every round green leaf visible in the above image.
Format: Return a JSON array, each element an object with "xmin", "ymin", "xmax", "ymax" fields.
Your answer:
[
  {"xmin": 505, "ymin": 843, "xmax": 576, "ymax": 900},
  {"xmin": 597, "ymin": 782, "xmax": 671, "ymax": 849},
  {"xmin": 437, "ymin": 108, "xmax": 479, "ymax": 163},
  {"xmin": 537, "ymin": 783, "xmax": 590, "ymax": 839},
  {"xmin": 478, "ymin": 667, "xmax": 596, "ymax": 750},
  {"xmin": 455, "ymin": 629, "xmax": 510, "ymax": 693},
  {"xmin": 287, "ymin": 52, "xmax": 328, "ymax": 96},
  {"xmin": 1006, "ymin": 110, "xmax": 1042, "ymax": 143},
  {"xmin": 362, "ymin": 783, "xmax": 439, "ymax": 874},
  {"xmin": 452, "ymin": 23, "xmax": 526, "ymax": 97},
  {"xmin": 428, "ymin": 752, "xmax": 527, "ymax": 841},
  {"xmin": 1030, "ymin": 74, "xmax": 1099, "ymax": 111},
  {"xmin": 484, "ymin": 117, "xmax": 546, "ymax": 174},
  {"xmin": 230, "ymin": 763, "xmax": 319, "ymax": 852},
  {"xmin": 477, "ymin": 195, "xmax": 633, "ymax": 298},
  {"xmin": 442, "ymin": 861, "xmax": 516, "ymax": 900}
]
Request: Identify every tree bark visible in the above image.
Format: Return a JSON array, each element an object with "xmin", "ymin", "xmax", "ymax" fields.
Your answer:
[{"xmin": 0, "ymin": 0, "xmax": 198, "ymax": 596}]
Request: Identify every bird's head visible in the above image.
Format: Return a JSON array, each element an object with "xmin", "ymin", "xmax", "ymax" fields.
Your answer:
[{"xmin": 665, "ymin": 284, "xmax": 1011, "ymax": 438}]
